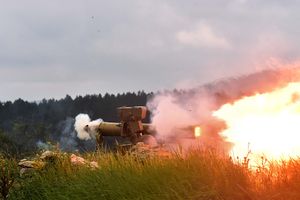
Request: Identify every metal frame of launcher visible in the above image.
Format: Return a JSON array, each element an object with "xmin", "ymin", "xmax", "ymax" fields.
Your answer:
[
  {"xmin": 96, "ymin": 106, "xmax": 155, "ymax": 145},
  {"xmin": 92, "ymin": 106, "xmax": 200, "ymax": 147}
]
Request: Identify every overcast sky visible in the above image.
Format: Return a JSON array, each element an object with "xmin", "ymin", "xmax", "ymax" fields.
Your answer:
[{"xmin": 0, "ymin": 0, "xmax": 300, "ymax": 101}]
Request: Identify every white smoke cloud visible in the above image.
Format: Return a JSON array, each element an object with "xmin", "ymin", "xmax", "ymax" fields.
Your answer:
[{"xmin": 74, "ymin": 114, "xmax": 102, "ymax": 140}]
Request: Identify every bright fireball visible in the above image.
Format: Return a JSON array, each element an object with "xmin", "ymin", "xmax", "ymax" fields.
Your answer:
[{"xmin": 213, "ymin": 82, "xmax": 300, "ymax": 162}]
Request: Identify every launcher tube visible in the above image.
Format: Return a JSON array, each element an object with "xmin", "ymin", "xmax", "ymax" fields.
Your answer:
[{"xmin": 98, "ymin": 122, "xmax": 154, "ymax": 136}]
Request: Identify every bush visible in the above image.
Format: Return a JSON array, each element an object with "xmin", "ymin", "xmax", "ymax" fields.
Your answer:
[{"xmin": 0, "ymin": 156, "xmax": 18, "ymax": 200}]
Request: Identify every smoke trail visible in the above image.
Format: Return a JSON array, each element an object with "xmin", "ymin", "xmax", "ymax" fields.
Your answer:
[
  {"xmin": 36, "ymin": 140, "xmax": 52, "ymax": 150},
  {"xmin": 59, "ymin": 117, "xmax": 78, "ymax": 151},
  {"xmin": 74, "ymin": 114, "xmax": 102, "ymax": 140}
]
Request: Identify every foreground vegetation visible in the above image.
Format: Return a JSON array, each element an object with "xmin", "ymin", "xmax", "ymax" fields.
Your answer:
[{"xmin": 1, "ymin": 149, "xmax": 300, "ymax": 200}]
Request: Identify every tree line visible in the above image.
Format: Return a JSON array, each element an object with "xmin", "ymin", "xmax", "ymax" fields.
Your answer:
[{"xmin": 0, "ymin": 91, "xmax": 152, "ymax": 156}]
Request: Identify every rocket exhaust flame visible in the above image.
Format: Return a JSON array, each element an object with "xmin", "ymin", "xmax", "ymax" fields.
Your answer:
[
  {"xmin": 213, "ymin": 82, "xmax": 300, "ymax": 162},
  {"xmin": 194, "ymin": 126, "xmax": 202, "ymax": 138}
]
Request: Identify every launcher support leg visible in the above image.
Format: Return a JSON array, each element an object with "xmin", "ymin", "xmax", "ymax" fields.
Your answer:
[{"xmin": 96, "ymin": 133, "xmax": 104, "ymax": 150}]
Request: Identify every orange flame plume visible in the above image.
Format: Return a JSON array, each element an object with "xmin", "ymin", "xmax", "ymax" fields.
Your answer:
[{"xmin": 213, "ymin": 82, "xmax": 300, "ymax": 162}]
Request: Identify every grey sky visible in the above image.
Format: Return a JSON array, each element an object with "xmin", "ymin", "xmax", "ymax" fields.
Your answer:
[{"xmin": 0, "ymin": 0, "xmax": 300, "ymax": 101}]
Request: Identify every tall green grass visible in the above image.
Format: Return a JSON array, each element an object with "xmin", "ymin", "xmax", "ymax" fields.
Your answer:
[{"xmin": 3, "ymin": 150, "xmax": 300, "ymax": 200}]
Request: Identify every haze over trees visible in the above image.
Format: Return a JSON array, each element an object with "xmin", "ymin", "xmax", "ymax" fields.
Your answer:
[{"xmin": 0, "ymin": 91, "xmax": 151, "ymax": 155}]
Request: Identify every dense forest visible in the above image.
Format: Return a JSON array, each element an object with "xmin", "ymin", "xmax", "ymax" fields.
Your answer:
[{"xmin": 0, "ymin": 91, "xmax": 152, "ymax": 156}]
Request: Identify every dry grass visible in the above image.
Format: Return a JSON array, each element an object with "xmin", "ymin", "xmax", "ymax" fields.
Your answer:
[{"xmin": 2, "ymin": 149, "xmax": 300, "ymax": 200}]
